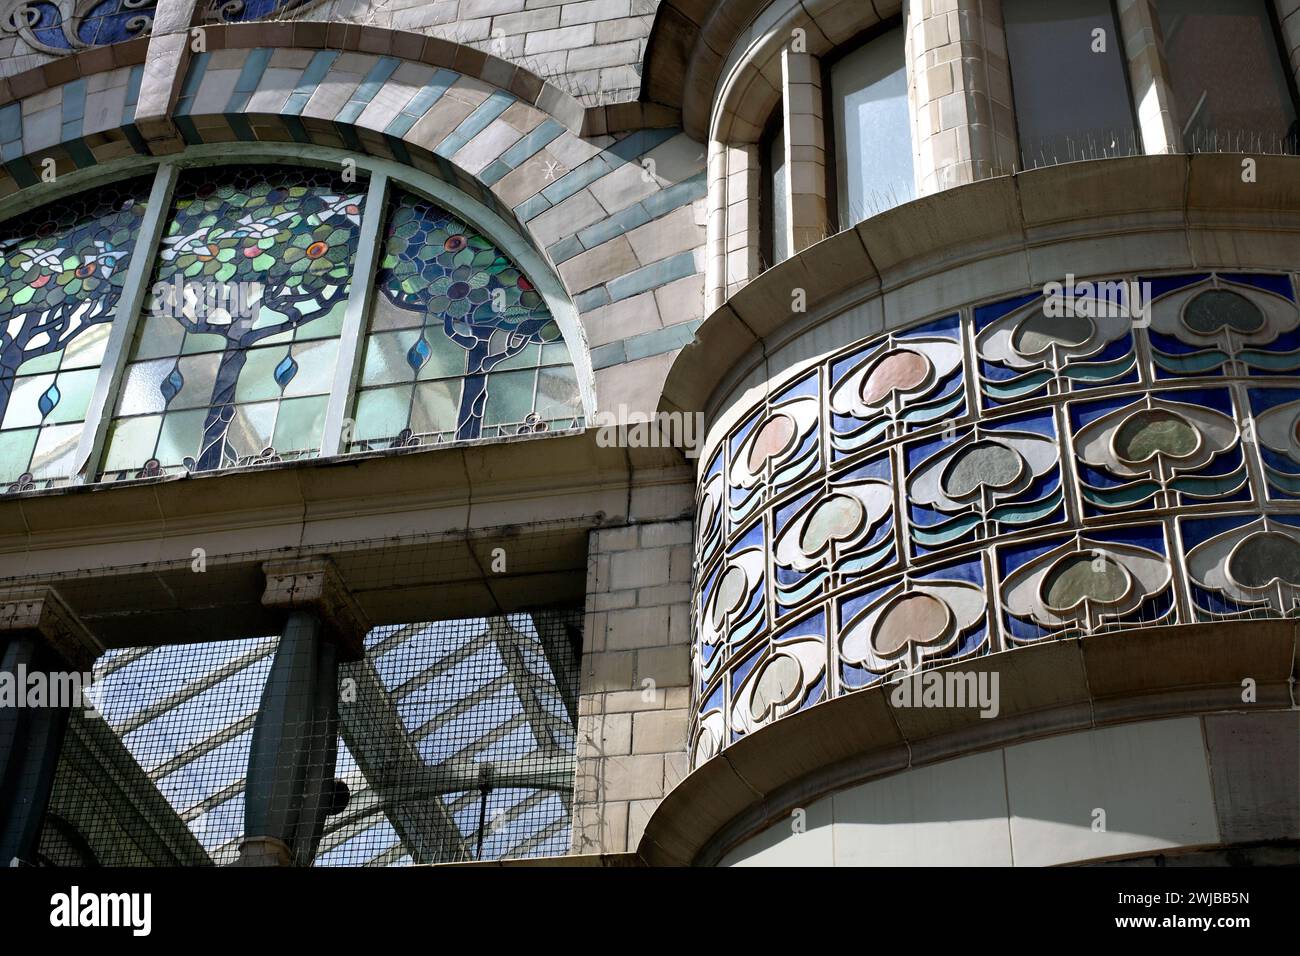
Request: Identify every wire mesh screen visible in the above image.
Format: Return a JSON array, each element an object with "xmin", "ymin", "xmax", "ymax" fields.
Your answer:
[{"xmin": 39, "ymin": 609, "xmax": 581, "ymax": 866}]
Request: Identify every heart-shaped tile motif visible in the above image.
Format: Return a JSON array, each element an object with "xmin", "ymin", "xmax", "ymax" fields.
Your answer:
[
  {"xmin": 746, "ymin": 413, "xmax": 797, "ymax": 471},
  {"xmin": 941, "ymin": 441, "xmax": 1025, "ymax": 499},
  {"xmin": 1012, "ymin": 309, "xmax": 1094, "ymax": 355},
  {"xmin": 1041, "ymin": 553, "xmax": 1129, "ymax": 612},
  {"xmin": 710, "ymin": 564, "xmax": 749, "ymax": 629},
  {"xmin": 871, "ymin": 593, "xmax": 951, "ymax": 657},
  {"xmin": 798, "ymin": 492, "xmax": 866, "ymax": 556},
  {"xmin": 1113, "ymin": 409, "xmax": 1199, "ymax": 465},
  {"xmin": 1227, "ymin": 531, "xmax": 1300, "ymax": 589},
  {"xmin": 749, "ymin": 654, "xmax": 803, "ymax": 722},
  {"xmin": 860, "ymin": 349, "xmax": 930, "ymax": 406},
  {"xmin": 1182, "ymin": 289, "xmax": 1264, "ymax": 335}
]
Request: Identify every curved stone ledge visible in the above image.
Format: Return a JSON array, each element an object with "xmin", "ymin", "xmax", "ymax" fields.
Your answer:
[
  {"xmin": 662, "ymin": 153, "xmax": 1300, "ymax": 421},
  {"xmin": 638, "ymin": 618, "xmax": 1299, "ymax": 866}
]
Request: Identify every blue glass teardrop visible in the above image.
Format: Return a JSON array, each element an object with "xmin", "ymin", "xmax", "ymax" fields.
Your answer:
[
  {"xmin": 159, "ymin": 366, "xmax": 184, "ymax": 404},
  {"xmin": 274, "ymin": 354, "xmax": 298, "ymax": 388},
  {"xmin": 37, "ymin": 381, "xmax": 60, "ymax": 419},
  {"xmin": 407, "ymin": 336, "xmax": 432, "ymax": 372}
]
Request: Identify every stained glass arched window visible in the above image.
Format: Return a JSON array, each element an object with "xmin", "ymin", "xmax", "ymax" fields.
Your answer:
[
  {"xmin": 348, "ymin": 189, "xmax": 583, "ymax": 452},
  {"xmin": 0, "ymin": 178, "xmax": 150, "ymax": 490},
  {"xmin": 99, "ymin": 166, "xmax": 366, "ymax": 480}
]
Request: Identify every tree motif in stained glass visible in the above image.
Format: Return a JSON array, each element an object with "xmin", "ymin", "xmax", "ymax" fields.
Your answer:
[
  {"xmin": 0, "ymin": 178, "xmax": 149, "ymax": 489},
  {"xmin": 102, "ymin": 166, "xmax": 364, "ymax": 479},
  {"xmin": 351, "ymin": 189, "xmax": 582, "ymax": 451}
]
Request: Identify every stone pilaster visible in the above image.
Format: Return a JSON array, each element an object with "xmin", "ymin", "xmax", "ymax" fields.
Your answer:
[
  {"xmin": 132, "ymin": 0, "xmax": 198, "ymax": 155},
  {"xmin": 781, "ymin": 49, "xmax": 829, "ymax": 253},
  {"xmin": 571, "ymin": 520, "xmax": 693, "ymax": 854},
  {"xmin": 1115, "ymin": 0, "xmax": 1181, "ymax": 155},
  {"xmin": 907, "ymin": 0, "xmax": 1018, "ymax": 194},
  {"xmin": 706, "ymin": 139, "xmax": 765, "ymax": 309}
]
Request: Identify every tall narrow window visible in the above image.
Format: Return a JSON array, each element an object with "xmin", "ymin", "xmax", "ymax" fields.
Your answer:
[
  {"xmin": 100, "ymin": 166, "xmax": 366, "ymax": 481},
  {"xmin": 830, "ymin": 25, "xmax": 914, "ymax": 227},
  {"xmin": 348, "ymin": 188, "xmax": 583, "ymax": 452},
  {"xmin": 1003, "ymin": 0, "xmax": 1139, "ymax": 168},
  {"xmin": 1156, "ymin": 0, "xmax": 1299, "ymax": 153},
  {"xmin": 0, "ymin": 179, "xmax": 150, "ymax": 489}
]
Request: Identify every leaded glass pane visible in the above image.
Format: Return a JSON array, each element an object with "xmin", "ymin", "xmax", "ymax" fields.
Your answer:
[
  {"xmin": 101, "ymin": 166, "xmax": 365, "ymax": 480},
  {"xmin": 0, "ymin": 178, "xmax": 150, "ymax": 489},
  {"xmin": 349, "ymin": 188, "xmax": 584, "ymax": 451}
]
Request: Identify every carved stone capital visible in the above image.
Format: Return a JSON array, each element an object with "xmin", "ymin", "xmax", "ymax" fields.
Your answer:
[
  {"xmin": 0, "ymin": 586, "xmax": 103, "ymax": 672},
  {"xmin": 261, "ymin": 558, "xmax": 368, "ymax": 661}
]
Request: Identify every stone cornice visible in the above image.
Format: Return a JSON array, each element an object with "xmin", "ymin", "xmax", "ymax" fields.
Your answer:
[
  {"xmin": 662, "ymin": 153, "xmax": 1300, "ymax": 421},
  {"xmin": 0, "ymin": 429, "xmax": 689, "ymax": 583}
]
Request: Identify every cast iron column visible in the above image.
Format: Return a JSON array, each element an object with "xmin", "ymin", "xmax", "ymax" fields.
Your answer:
[
  {"xmin": 0, "ymin": 587, "xmax": 102, "ymax": 866},
  {"xmin": 236, "ymin": 558, "xmax": 368, "ymax": 867}
]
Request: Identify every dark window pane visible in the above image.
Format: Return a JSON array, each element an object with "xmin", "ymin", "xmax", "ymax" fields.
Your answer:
[
  {"xmin": 1004, "ymin": 0, "xmax": 1139, "ymax": 169},
  {"xmin": 1157, "ymin": 0, "xmax": 1298, "ymax": 153},
  {"xmin": 769, "ymin": 122, "xmax": 789, "ymax": 265}
]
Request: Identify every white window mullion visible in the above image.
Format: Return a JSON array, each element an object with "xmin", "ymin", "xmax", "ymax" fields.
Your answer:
[
  {"xmin": 320, "ymin": 170, "xmax": 390, "ymax": 458},
  {"xmin": 73, "ymin": 162, "xmax": 179, "ymax": 484}
]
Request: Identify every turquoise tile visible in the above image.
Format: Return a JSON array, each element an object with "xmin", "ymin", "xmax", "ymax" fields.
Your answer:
[
  {"xmin": 122, "ymin": 65, "xmax": 143, "ymax": 124},
  {"xmin": 605, "ymin": 127, "xmax": 678, "ymax": 166},
  {"xmin": 590, "ymin": 340, "xmax": 626, "ymax": 369},
  {"xmin": 387, "ymin": 134, "xmax": 412, "ymax": 165},
  {"xmin": 540, "ymin": 154, "xmax": 612, "ymax": 205},
  {"xmin": 174, "ymin": 53, "xmax": 209, "ymax": 116},
  {"xmin": 64, "ymin": 138, "xmax": 96, "ymax": 168},
  {"xmin": 283, "ymin": 51, "xmax": 339, "ymax": 117},
  {"xmin": 547, "ymin": 235, "xmax": 584, "ymax": 264},
  {"xmin": 574, "ymin": 287, "xmax": 611, "ymax": 312},
  {"xmin": 640, "ymin": 171, "xmax": 706, "ymax": 219},
  {"xmin": 623, "ymin": 320, "xmax": 699, "ymax": 362},
  {"xmin": 576, "ymin": 203, "xmax": 650, "ymax": 250},
  {"xmin": 497, "ymin": 118, "xmax": 565, "ymax": 169},
  {"xmin": 175, "ymin": 115, "xmax": 201, "ymax": 145},
  {"xmin": 336, "ymin": 56, "xmax": 401, "ymax": 124},
  {"xmin": 606, "ymin": 251, "xmax": 696, "ymax": 302},
  {"xmin": 435, "ymin": 90, "xmax": 513, "ymax": 158},
  {"xmin": 61, "ymin": 79, "xmax": 86, "ymax": 123},
  {"xmin": 226, "ymin": 48, "xmax": 273, "ymax": 113},
  {"xmin": 0, "ymin": 103, "xmax": 21, "ymax": 144},
  {"xmin": 284, "ymin": 115, "xmax": 310, "ymax": 143},
  {"xmin": 479, "ymin": 159, "xmax": 512, "ymax": 185},
  {"xmin": 226, "ymin": 113, "xmax": 254, "ymax": 141},
  {"xmin": 6, "ymin": 157, "xmax": 37, "ymax": 188},
  {"xmin": 513, "ymin": 192, "xmax": 551, "ymax": 222}
]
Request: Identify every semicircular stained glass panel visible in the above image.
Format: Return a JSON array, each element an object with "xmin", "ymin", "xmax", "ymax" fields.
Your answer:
[
  {"xmin": 348, "ymin": 188, "xmax": 584, "ymax": 452},
  {"xmin": 99, "ymin": 165, "xmax": 366, "ymax": 480},
  {"xmin": 0, "ymin": 177, "xmax": 151, "ymax": 490}
]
